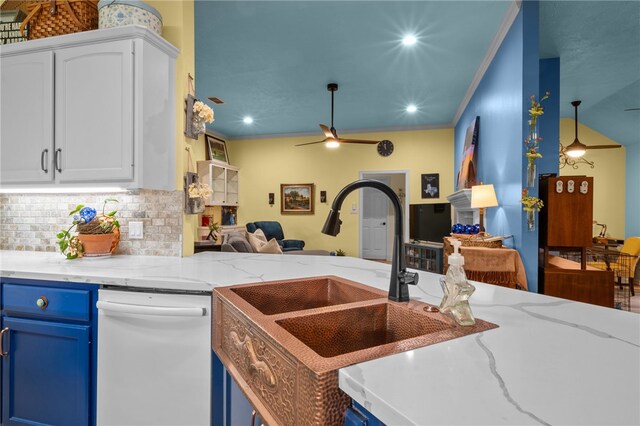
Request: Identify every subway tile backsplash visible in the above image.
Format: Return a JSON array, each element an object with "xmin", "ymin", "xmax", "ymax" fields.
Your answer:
[{"xmin": 0, "ymin": 190, "xmax": 183, "ymax": 256}]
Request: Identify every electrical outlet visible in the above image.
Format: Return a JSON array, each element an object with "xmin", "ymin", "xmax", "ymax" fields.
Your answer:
[{"xmin": 129, "ymin": 221, "xmax": 144, "ymax": 239}]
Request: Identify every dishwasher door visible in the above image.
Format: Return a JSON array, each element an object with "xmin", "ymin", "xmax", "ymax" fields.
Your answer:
[{"xmin": 96, "ymin": 289, "xmax": 211, "ymax": 426}]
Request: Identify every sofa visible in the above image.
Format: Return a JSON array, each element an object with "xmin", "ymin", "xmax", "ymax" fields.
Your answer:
[
  {"xmin": 221, "ymin": 231, "xmax": 328, "ymax": 256},
  {"xmin": 245, "ymin": 221, "xmax": 305, "ymax": 252}
]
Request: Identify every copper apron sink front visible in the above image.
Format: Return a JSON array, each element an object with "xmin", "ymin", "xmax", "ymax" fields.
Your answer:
[{"xmin": 213, "ymin": 275, "xmax": 498, "ymax": 425}]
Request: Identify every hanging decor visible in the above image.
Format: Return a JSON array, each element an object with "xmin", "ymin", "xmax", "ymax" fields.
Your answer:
[
  {"xmin": 184, "ymin": 73, "xmax": 214, "ymax": 140},
  {"xmin": 524, "ymin": 92, "xmax": 549, "ymax": 188},
  {"xmin": 520, "ymin": 188, "xmax": 544, "ymax": 232}
]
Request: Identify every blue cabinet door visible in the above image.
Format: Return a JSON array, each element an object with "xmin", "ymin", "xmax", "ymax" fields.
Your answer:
[{"xmin": 2, "ymin": 316, "xmax": 90, "ymax": 426}]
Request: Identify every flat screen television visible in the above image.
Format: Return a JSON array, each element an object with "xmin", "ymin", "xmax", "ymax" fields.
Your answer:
[{"xmin": 409, "ymin": 203, "xmax": 452, "ymax": 243}]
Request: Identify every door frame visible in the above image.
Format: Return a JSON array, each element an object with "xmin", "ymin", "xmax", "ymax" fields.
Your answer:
[{"xmin": 358, "ymin": 170, "xmax": 410, "ymax": 260}]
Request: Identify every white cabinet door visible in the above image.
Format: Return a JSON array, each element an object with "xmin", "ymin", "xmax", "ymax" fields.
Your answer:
[
  {"xmin": 55, "ymin": 40, "xmax": 134, "ymax": 183},
  {"xmin": 0, "ymin": 51, "xmax": 54, "ymax": 184}
]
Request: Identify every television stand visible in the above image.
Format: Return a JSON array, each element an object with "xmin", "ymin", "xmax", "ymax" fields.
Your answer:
[{"xmin": 405, "ymin": 241, "xmax": 444, "ymax": 274}]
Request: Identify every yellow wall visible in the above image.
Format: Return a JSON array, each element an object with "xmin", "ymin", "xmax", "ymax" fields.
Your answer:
[
  {"xmin": 559, "ymin": 118, "xmax": 626, "ymax": 238},
  {"xmin": 228, "ymin": 128, "xmax": 454, "ymax": 256},
  {"xmin": 146, "ymin": 0, "xmax": 199, "ymax": 256}
]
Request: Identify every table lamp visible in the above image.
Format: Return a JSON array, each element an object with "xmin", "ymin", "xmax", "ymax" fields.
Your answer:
[{"xmin": 471, "ymin": 184, "xmax": 498, "ymax": 234}]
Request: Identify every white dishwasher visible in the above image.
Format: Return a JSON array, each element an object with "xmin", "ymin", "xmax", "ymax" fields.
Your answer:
[{"xmin": 96, "ymin": 288, "xmax": 211, "ymax": 426}]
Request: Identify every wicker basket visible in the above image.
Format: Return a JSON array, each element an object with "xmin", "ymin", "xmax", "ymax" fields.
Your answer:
[
  {"xmin": 450, "ymin": 233, "xmax": 504, "ymax": 248},
  {"xmin": 20, "ymin": 0, "xmax": 99, "ymax": 40}
]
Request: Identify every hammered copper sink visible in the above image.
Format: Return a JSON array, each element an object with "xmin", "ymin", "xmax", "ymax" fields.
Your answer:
[{"xmin": 213, "ymin": 276, "xmax": 497, "ymax": 426}]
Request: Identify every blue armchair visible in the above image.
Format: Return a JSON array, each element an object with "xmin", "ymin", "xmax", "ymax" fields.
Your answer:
[{"xmin": 245, "ymin": 221, "xmax": 305, "ymax": 252}]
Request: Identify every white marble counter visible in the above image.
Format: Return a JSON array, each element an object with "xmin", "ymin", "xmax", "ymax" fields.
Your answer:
[{"xmin": 1, "ymin": 250, "xmax": 638, "ymax": 425}]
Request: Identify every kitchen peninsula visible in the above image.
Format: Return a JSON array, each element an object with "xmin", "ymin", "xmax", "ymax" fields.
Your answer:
[{"xmin": 1, "ymin": 250, "xmax": 638, "ymax": 425}]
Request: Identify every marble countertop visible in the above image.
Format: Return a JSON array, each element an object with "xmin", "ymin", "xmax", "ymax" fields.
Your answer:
[{"xmin": 1, "ymin": 250, "xmax": 639, "ymax": 425}]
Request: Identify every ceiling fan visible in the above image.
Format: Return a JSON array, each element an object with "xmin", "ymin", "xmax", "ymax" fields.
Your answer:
[
  {"xmin": 296, "ymin": 83, "xmax": 380, "ymax": 148},
  {"xmin": 561, "ymin": 100, "xmax": 622, "ymax": 158}
]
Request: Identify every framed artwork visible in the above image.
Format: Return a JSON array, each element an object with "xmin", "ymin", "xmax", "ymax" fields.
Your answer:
[
  {"xmin": 281, "ymin": 183, "xmax": 314, "ymax": 214},
  {"xmin": 421, "ymin": 173, "xmax": 440, "ymax": 199},
  {"xmin": 457, "ymin": 116, "xmax": 479, "ymax": 190},
  {"xmin": 206, "ymin": 134, "xmax": 229, "ymax": 164}
]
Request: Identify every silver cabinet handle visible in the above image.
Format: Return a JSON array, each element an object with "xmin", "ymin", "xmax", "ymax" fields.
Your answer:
[
  {"xmin": 41, "ymin": 149, "xmax": 49, "ymax": 173},
  {"xmin": 250, "ymin": 410, "xmax": 256, "ymax": 426},
  {"xmin": 0, "ymin": 327, "xmax": 9, "ymax": 357},
  {"xmin": 55, "ymin": 148, "xmax": 62, "ymax": 173}
]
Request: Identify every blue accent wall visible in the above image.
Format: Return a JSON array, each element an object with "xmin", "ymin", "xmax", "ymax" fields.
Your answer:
[
  {"xmin": 455, "ymin": 1, "xmax": 543, "ymax": 292},
  {"xmin": 626, "ymin": 143, "xmax": 640, "ymax": 237},
  {"xmin": 538, "ymin": 58, "xmax": 560, "ymax": 178}
]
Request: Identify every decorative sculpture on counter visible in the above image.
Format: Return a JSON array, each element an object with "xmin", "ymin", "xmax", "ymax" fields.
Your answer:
[{"xmin": 439, "ymin": 239, "xmax": 476, "ymax": 326}]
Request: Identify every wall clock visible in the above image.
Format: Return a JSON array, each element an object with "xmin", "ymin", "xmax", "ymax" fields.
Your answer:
[{"xmin": 377, "ymin": 140, "xmax": 394, "ymax": 157}]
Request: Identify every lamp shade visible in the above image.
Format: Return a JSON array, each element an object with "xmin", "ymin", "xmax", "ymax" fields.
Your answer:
[{"xmin": 471, "ymin": 184, "xmax": 498, "ymax": 209}]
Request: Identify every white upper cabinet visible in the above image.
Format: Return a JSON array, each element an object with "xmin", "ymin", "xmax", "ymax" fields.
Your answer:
[
  {"xmin": 0, "ymin": 26, "xmax": 178, "ymax": 190},
  {"xmin": 197, "ymin": 161, "xmax": 240, "ymax": 206},
  {"xmin": 0, "ymin": 51, "xmax": 54, "ymax": 184}
]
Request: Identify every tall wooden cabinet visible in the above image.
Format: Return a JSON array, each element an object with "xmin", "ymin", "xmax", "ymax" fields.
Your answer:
[
  {"xmin": 538, "ymin": 176, "xmax": 613, "ymax": 307},
  {"xmin": 0, "ymin": 26, "xmax": 178, "ymax": 190}
]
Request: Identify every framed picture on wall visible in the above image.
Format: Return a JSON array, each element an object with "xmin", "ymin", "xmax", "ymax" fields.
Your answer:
[
  {"xmin": 422, "ymin": 173, "xmax": 440, "ymax": 199},
  {"xmin": 457, "ymin": 116, "xmax": 479, "ymax": 190},
  {"xmin": 281, "ymin": 183, "xmax": 314, "ymax": 214},
  {"xmin": 205, "ymin": 134, "xmax": 229, "ymax": 164}
]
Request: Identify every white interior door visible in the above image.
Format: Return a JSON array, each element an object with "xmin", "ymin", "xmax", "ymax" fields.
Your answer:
[{"xmin": 362, "ymin": 177, "xmax": 390, "ymax": 260}]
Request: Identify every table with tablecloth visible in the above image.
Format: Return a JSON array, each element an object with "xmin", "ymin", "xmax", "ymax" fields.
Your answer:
[{"xmin": 444, "ymin": 237, "xmax": 528, "ymax": 290}]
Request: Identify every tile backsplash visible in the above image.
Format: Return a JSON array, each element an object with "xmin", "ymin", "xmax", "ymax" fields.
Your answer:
[{"xmin": 0, "ymin": 189, "xmax": 183, "ymax": 256}]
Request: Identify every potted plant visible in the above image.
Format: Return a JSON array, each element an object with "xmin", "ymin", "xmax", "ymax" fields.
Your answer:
[
  {"xmin": 520, "ymin": 189, "xmax": 544, "ymax": 231},
  {"xmin": 187, "ymin": 181, "xmax": 212, "ymax": 214},
  {"xmin": 192, "ymin": 100, "xmax": 215, "ymax": 136},
  {"xmin": 57, "ymin": 199, "xmax": 120, "ymax": 259},
  {"xmin": 524, "ymin": 91, "xmax": 550, "ymax": 187}
]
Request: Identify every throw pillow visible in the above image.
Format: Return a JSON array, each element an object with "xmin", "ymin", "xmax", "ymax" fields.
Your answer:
[
  {"xmin": 254, "ymin": 228, "xmax": 268, "ymax": 243},
  {"xmin": 257, "ymin": 238, "xmax": 283, "ymax": 254},
  {"xmin": 228, "ymin": 234, "xmax": 253, "ymax": 253},
  {"xmin": 247, "ymin": 232, "xmax": 265, "ymax": 253}
]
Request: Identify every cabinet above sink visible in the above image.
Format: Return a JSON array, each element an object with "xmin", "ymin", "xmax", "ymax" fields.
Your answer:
[{"xmin": 0, "ymin": 26, "xmax": 178, "ymax": 191}]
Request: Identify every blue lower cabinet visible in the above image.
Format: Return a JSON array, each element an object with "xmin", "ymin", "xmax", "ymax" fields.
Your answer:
[
  {"xmin": 2, "ymin": 317, "xmax": 90, "ymax": 426},
  {"xmin": 1, "ymin": 279, "xmax": 98, "ymax": 426},
  {"xmin": 345, "ymin": 401, "xmax": 386, "ymax": 426},
  {"xmin": 212, "ymin": 351, "xmax": 263, "ymax": 426}
]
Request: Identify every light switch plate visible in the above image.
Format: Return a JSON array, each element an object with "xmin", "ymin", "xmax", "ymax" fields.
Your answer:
[{"xmin": 129, "ymin": 221, "xmax": 144, "ymax": 239}]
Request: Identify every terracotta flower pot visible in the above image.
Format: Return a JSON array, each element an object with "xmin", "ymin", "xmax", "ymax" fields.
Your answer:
[{"xmin": 78, "ymin": 233, "xmax": 115, "ymax": 257}]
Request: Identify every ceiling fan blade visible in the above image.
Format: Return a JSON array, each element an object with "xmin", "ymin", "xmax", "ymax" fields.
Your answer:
[
  {"xmin": 296, "ymin": 138, "xmax": 330, "ymax": 147},
  {"xmin": 585, "ymin": 145, "xmax": 622, "ymax": 150},
  {"xmin": 338, "ymin": 138, "xmax": 379, "ymax": 145},
  {"xmin": 319, "ymin": 124, "xmax": 333, "ymax": 139}
]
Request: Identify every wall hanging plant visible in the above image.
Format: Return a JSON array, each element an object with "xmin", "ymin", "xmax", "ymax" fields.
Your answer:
[
  {"xmin": 184, "ymin": 73, "xmax": 215, "ymax": 139},
  {"xmin": 520, "ymin": 188, "xmax": 544, "ymax": 232},
  {"xmin": 524, "ymin": 91, "xmax": 550, "ymax": 188}
]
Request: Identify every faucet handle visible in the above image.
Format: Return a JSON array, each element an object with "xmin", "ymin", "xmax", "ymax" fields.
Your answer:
[{"xmin": 399, "ymin": 269, "xmax": 419, "ymax": 286}]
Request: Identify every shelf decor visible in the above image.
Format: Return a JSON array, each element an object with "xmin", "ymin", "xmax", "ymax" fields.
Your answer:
[
  {"xmin": 524, "ymin": 91, "xmax": 550, "ymax": 188},
  {"xmin": 520, "ymin": 188, "xmax": 544, "ymax": 231}
]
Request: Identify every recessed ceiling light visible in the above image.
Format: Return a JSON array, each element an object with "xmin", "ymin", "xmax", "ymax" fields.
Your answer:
[
  {"xmin": 402, "ymin": 35, "xmax": 417, "ymax": 46},
  {"xmin": 406, "ymin": 104, "xmax": 417, "ymax": 113},
  {"xmin": 243, "ymin": 116, "xmax": 253, "ymax": 124}
]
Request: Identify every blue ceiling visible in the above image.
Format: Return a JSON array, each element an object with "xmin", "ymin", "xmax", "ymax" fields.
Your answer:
[
  {"xmin": 194, "ymin": 1, "xmax": 510, "ymax": 138},
  {"xmin": 539, "ymin": 1, "xmax": 640, "ymax": 146},
  {"xmin": 195, "ymin": 1, "xmax": 639, "ymax": 145}
]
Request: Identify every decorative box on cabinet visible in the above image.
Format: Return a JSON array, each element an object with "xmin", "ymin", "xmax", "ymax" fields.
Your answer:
[
  {"xmin": 0, "ymin": 26, "xmax": 178, "ymax": 190},
  {"xmin": 1, "ymin": 278, "xmax": 99, "ymax": 426},
  {"xmin": 197, "ymin": 161, "xmax": 240, "ymax": 206},
  {"xmin": 405, "ymin": 242, "xmax": 443, "ymax": 274}
]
